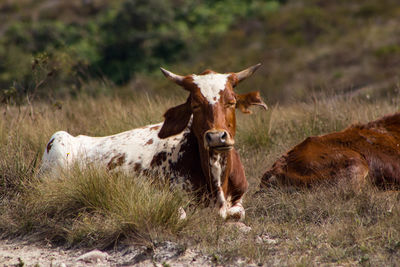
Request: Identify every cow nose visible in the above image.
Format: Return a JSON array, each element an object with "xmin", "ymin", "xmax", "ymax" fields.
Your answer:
[
  {"xmin": 220, "ymin": 131, "xmax": 227, "ymax": 142},
  {"xmin": 204, "ymin": 130, "xmax": 233, "ymax": 150},
  {"xmin": 205, "ymin": 131, "xmax": 227, "ymax": 144}
]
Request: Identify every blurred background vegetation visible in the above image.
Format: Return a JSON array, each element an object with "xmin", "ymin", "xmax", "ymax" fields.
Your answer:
[{"xmin": 0, "ymin": 0, "xmax": 399, "ymax": 105}]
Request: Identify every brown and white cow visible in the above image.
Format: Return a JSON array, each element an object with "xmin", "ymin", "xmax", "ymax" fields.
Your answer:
[
  {"xmin": 261, "ymin": 113, "xmax": 400, "ymax": 189},
  {"xmin": 41, "ymin": 64, "xmax": 267, "ymax": 220}
]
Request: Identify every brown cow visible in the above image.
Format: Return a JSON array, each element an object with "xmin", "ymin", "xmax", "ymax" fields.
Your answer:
[
  {"xmin": 42, "ymin": 64, "xmax": 267, "ymax": 220},
  {"xmin": 261, "ymin": 113, "xmax": 400, "ymax": 188}
]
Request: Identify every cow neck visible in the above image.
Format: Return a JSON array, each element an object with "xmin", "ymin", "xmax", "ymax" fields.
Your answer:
[
  {"xmin": 203, "ymin": 148, "xmax": 231, "ymax": 198},
  {"xmin": 183, "ymin": 124, "xmax": 231, "ymax": 196},
  {"xmin": 208, "ymin": 151, "xmax": 228, "ymax": 188}
]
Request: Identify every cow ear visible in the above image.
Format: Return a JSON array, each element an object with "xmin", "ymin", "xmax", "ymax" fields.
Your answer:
[
  {"xmin": 236, "ymin": 91, "xmax": 268, "ymax": 114},
  {"xmin": 158, "ymin": 98, "xmax": 192, "ymax": 138}
]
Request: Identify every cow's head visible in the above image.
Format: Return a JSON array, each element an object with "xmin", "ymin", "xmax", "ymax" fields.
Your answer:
[{"xmin": 158, "ymin": 64, "xmax": 267, "ymax": 150}]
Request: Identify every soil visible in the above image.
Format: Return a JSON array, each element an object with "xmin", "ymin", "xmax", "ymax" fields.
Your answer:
[{"xmin": 0, "ymin": 238, "xmax": 214, "ymax": 267}]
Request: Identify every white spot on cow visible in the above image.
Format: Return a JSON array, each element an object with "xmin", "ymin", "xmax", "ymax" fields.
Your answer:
[
  {"xmin": 210, "ymin": 153, "xmax": 229, "ymax": 218},
  {"xmin": 210, "ymin": 154, "xmax": 223, "ymax": 186},
  {"xmin": 192, "ymin": 73, "xmax": 229, "ymax": 105},
  {"xmin": 218, "ymin": 188, "xmax": 228, "ymax": 219}
]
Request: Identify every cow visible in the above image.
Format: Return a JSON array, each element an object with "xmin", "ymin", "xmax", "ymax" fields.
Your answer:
[
  {"xmin": 261, "ymin": 113, "xmax": 400, "ymax": 189},
  {"xmin": 41, "ymin": 64, "xmax": 267, "ymax": 220}
]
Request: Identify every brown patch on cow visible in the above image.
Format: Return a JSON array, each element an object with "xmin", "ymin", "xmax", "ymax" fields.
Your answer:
[
  {"xmin": 150, "ymin": 126, "xmax": 160, "ymax": 131},
  {"xmin": 46, "ymin": 138, "xmax": 55, "ymax": 153},
  {"xmin": 200, "ymin": 69, "xmax": 216, "ymax": 75},
  {"xmin": 146, "ymin": 139, "xmax": 153, "ymax": 145},
  {"xmin": 107, "ymin": 153, "xmax": 126, "ymax": 170},
  {"xmin": 102, "ymin": 152, "xmax": 112, "ymax": 161},
  {"xmin": 150, "ymin": 151, "xmax": 167, "ymax": 167},
  {"xmin": 134, "ymin": 163, "xmax": 142, "ymax": 172}
]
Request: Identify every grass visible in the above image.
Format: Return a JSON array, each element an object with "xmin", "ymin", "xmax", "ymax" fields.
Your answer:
[
  {"xmin": 249, "ymin": 184, "xmax": 400, "ymax": 265},
  {"xmin": 13, "ymin": 167, "xmax": 190, "ymax": 248},
  {"xmin": 0, "ymin": 92, "xmax": 400, "ymax": 265}
]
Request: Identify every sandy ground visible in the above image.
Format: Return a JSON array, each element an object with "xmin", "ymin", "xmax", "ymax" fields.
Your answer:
[
  {"xmin": 0, "ymin": 223, "xmax": 258, "ymax": 266},
  {"xmin": 0, "ymin": 238, "xmax": 213, "ymax": 267}
]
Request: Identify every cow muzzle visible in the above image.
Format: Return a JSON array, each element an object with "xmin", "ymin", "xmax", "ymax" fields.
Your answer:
[{"xmin": 204, "ymin": 130, "xmax": 234, "ymax": 152}]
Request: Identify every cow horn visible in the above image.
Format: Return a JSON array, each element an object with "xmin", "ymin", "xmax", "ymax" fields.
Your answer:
[
  {"xmin": 160, "ymin": 67, "xmax": 185, "ymax": 86},
  {"xmin": 235, "ymin": 63, "xmax": 262, "ymax": 83}
]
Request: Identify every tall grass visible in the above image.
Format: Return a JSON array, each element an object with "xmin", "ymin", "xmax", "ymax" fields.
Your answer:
[
  {"xmin": 244, "ymin": 184, "xmax": 400, "ymax": 266},
  {"xmin": 0, "ymin": 92, "xmax": 399, "ymax": 265},
  {"xmin": 6, "ymin": 167, "xmax": 190, "ymax": 248}
]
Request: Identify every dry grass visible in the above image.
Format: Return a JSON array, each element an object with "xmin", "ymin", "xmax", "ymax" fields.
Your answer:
[
  {"xmin": 5, "ymin": 167, "xmax": 190, "ymax": 248},
  {"xmin": 1, "ymin": 92, "xmax": 400, "ymax": 265}
]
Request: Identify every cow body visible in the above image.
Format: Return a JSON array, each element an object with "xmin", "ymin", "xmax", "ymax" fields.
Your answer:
[
  {"xmin": 42, "ymin": 65, "xmax": 267, "ymax": 220},
  {"xmin": 261, "ymin": 113, "xmax": 400, "ymax": 188},
  {"xmin": 41, "ymin": 121, "xmax": 196, "ymax": 185}
]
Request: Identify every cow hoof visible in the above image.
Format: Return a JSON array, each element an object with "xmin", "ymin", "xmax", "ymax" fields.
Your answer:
[
  {"xmin": 218, "ymin": 206, "xmax": 228, "ymax": 220},
  {"xmin": 226, "ymin": 205, "xmax": 245, "ymax": 221}
]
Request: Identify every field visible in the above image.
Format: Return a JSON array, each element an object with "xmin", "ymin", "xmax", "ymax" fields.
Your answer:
[
  {"xmin": 1, "ymin": 91, "xmax": 399, "ymax": 266},
  {"xmin": 1, "ymin": 1, "xmax": 400, "ymax": 265}
]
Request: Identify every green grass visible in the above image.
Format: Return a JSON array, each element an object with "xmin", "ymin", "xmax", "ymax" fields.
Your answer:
[{"xmin": 0, "ymin": 92, "xmax": 400, "ymax": 265}]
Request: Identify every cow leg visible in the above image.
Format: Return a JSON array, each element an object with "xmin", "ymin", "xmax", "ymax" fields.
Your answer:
[
  {"xmin": 216, "ymin": 187, "xmax": 245, "ymax": 221},
  {"xmin": 225, "ymin": 175, "xmax": 247, "ymax": 221},
  {"xmin": 338, "ymin": 158, "xmax": 370, "ymax": 192},
  {"xmin": 224, "ymin": 151, "xmax": 248, "ymax": 221},
  {"xmin": 217, "ymin": 186, "xmax": 229, "ymax": 219},
  {"xmin": 226, "ymin": 197, "xmax": 245, "ymax": 221},
  {"xmin": 209, "ymin": 153, "xmax": 230, "ymax": 219}
]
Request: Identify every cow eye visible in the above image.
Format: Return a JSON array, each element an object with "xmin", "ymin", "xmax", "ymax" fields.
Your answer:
[
  {"xmin": 192, "ymin": 104, "xmax": 201, "ymax": 111},
  {"xmin": 226, "ymin": 101, "xmax": 236, "ymax": 108}
]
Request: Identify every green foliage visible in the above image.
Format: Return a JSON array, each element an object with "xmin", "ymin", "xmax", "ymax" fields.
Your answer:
[
  {"xmin": 1, "ymin": 52, "xmax": 65, "ymax": 105},
  {"xmin": 266, "ymin": 6, "xmax": 335, "ymax": 45},
  {"xmin": 91, "ymin": 0, "xmax": 279, "ymax": 84},
  {"xmin": 0, "ymin": 0, "xmax": 283, "ymax": 91},
  {"xmin": 374, "ymin": 44, "xmax": 400, "ymax": 57},
  {"xmin": 1, "ymin": 0, "xmax": 400, "ymax": 104}
]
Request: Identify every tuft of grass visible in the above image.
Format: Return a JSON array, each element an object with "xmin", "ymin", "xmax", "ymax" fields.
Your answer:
[{"xmin": 3, "ymin": 166, "xmax": 191, "ymax": 248}]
